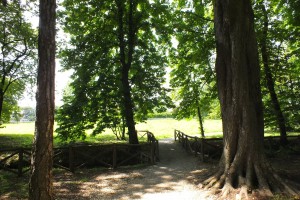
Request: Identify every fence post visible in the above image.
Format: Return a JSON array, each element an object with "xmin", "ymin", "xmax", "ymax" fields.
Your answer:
[
  {"xmin": 69, "ymin": 146, "xmax": 74, "ymax": 173},
  {"xmin": 155, "ymin": 140, "xmax": 159, "ymax": 161},
  {"xmin": 18, "ymin": 148, "xmax": 23, "ymax": 177},
  {"xmin": 150, "ymin": 142, "xmax": 155, "ymax": 164},
  {"xmin": 194, "ymin": 138, "xmax": 198, "ymax": 157},
  {"xmin": 174, "ymin": 130, "xmax": 177, "ymax": 141},
  {"xmin": 201, "ymin": 138, "xmax": 204, "ymax": 162},
  {"xmin": 113, "ymin": 145, "xmax": 117, "ymax": 169}
]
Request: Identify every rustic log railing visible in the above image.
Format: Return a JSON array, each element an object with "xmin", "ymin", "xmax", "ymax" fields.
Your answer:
[
  {"xmin": 174, "ymin": 129, "xmax": 300, "ymax": 161},
  {"xmin": 174, "ymin": 129, "xmax": 222, "ymax": 161},
  {"xmin": 0, "ymin": 130, "xmax": 159, "ymax": 176}
]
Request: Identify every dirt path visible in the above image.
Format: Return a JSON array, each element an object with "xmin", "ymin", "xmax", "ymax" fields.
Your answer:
[{"xmin": 54, "ymin": 139, "xmax": 218, "ymax": 200}]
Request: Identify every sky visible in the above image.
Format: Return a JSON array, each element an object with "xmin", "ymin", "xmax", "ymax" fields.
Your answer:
[
  {"xmin": 19, "ymin": 2, "xmax": 71, "ymax": 108},
  {"xmin": 19, "ymin": 63, "xmax": 72, "ymax": 107}
]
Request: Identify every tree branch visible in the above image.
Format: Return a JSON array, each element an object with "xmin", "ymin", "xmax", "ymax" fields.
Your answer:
[{"xmin": 182, "ymin": 11, "xmax": 213, "ymax": 22}]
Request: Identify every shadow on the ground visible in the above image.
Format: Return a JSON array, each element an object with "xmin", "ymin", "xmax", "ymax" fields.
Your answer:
[{"xmin": 53, "ymin": 139, "xmax": 218, "ymax": 200}]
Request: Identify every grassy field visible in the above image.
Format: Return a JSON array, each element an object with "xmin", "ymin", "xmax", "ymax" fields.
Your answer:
[
  {"xmin": 0, "ymin": 118, "xmax": 299, "ymax": 148},
  {"xmin": 0, "ymin": 119, "xmax": 222, "ymax": 148}
]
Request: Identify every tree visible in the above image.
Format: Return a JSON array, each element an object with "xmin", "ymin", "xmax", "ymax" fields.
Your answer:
[
  {"xmin": 1, "ymin": 81, "xmax": 24, "ymax": 123},
  {"xmin": 204, "ymin": 0, "xmax": 298, "ymax": 197},
  {"xmin": 170, "ymin": 0, "xmax": 216, "ymax": 137},
  {"xmin": 2, "ymin": 0, "xmax": 7, "ymax": 7},
  {"xmin": 253, "ymin": 0, "xmax": 300, "ymax": 135},
  {"xmin": 257, "ymin": 1, "xmax": 287, "ymax": 145},
  {"xmin": 57, "ymin": 0, "xmax": 173, "ymax": 144},
  {"xmin": 0, "ymin": 2, "xmax": 37, "ymax": 124},
  {"xmin": 21, "ymin": 106, "xmax": 36, "ymax": 122},
  {"xmin": 29, "ymin": 0, "xmax": 56, "ymax": 199}
]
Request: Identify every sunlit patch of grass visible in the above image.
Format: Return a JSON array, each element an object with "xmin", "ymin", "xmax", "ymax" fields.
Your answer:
[
  {"xmin": 136, "ymin": 118, "xmax": 223, "ymax": 139},
  {"xmin": 1, "ymin": 119, "xmax": 299, "ymax": 148},
  {"xmin": 0, "ymin": 134, "xmax": 33, "ymax": 149},
  {"xmin": 0, "ymin": 122, "xmax": 35, "ymax": 135}
]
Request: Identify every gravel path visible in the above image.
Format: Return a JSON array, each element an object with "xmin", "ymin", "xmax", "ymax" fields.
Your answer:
[{"xmin": 54, "ymin": 139, "xmax": 218, "ymax": 200}]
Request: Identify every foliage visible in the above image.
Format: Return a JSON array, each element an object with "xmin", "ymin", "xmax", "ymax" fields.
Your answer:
[
  {"xmin": 20, "ymin": 107, "xmax": 36, "ymax": 122},
  {"xmin": 254, "ymin": 0, "xmax": 300, "ymax": 131},
  {"xmin": 56, "ymin": 0, "xmax": 174, "ymax": 141},
  {"xmin": 1, "ymin": 82, "xmax": 24, "ymax": 123},
  {"xmin": 169, "ymin": 0, "xmax": 217, "ymax": 136},
  {"xmin": 0, "ymin": 2, "xmax": 37, "ymax": 123}
]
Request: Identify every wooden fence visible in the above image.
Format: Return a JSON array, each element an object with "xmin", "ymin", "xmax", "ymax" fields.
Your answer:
[
  {"xmin": 174, "ymin": 129, "xmax": 300, "ymax": 161},
  {"xmin": 0, "ymin": 131, "xmax": 159, "ymax": 176},
  {"xmin": 174, "ymin": 129, "xmax": 222, "ymax": 161}
]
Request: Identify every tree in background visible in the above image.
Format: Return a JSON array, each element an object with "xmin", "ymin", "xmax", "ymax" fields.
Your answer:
[
  {"xmin": 1, "ymin": 82, "xmax": 24, "ymax": 122},
  {"xmin": 0, "ymin": 2, "xmax": 37, "ymax": 124},
  {"xmin": 170, "ymin": 0, "xmax": 217, "ymax": 137},
  {"xmin": 56, "ymin": 0, "xmax": 173, "ymax": 144},
  {"xmin": 204, "ymin": 0, "xmax": 298, "ymax": 197},
  {"xmin": 255, "ymin": 0, "xmax": 288, "ymax": 145},
  {"xmin": 21, "ymin": 107, "xmax": 36, "ymax": 122},
  {"xmin": 254, "ymin": 0, "xmax": 300, "ymax": 141},
  {"xmin": 29, "ymin": 0, "xmax": 56, "ymax": 199}
]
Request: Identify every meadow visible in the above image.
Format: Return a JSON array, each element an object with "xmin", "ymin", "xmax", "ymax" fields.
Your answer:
[
  {"xmin": 0, "ymin": 118, "xmax": 298, "ymax": 148},
  {"xmin": 0, "ymin": 119, "xmax": 222, "ymax": 148}
]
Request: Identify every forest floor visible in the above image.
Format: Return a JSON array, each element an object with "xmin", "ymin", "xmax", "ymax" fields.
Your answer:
[{"xmin": 1, "ymin": 138, "xmax": 300, "ymax": 200}]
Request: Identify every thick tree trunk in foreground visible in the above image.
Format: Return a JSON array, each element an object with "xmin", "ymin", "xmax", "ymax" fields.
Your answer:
[
  {"xmin": 204, "ymin": 0, "xmax": 298, "ymax": 197},
  {"xmin": 29, "ymin": 0, "xmax": 56, "ymax": 199},
  {"xmin": 260, "ymin": 4, "xmax": 288, "ymax": 146}
]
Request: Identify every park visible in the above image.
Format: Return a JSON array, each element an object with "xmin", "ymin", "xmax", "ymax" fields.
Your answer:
[{"xmin": 1, "ymin": 0, "xmax": 300, "ymax": 199}]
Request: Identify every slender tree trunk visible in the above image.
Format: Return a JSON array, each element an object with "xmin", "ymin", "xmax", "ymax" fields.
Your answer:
[
  {"xmin": 196, "ymin": 98, "xmax": 205, "ymax": 138},
  {"xmin": 116, "ymin": 0, "xmax": 138, "ymax": 144},
  {"xmin": 260, "ymin": 4, "xmax": 288, "ymax": 146},
  {"xmin": 0, "ymin": 91, "xmax": 3, "ymax": 123},
  {"xmin": 29, "ymin": 0, "xmax": 56, "ymax": 199},
  {"xmin": 1, "ymin": 0, "xmax": 7, "ymax": 6},
  {"xmin": 204, "ymin": 0, "xmax": 297, "ymax": 197}
]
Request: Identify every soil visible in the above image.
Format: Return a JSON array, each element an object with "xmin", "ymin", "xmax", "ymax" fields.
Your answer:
[
  {"xmin": 52, "ymin": 138, "xmax": 300, "ymax": 200},
  {"xmin": 1, "ymin": 138, "xmax": 300, "ymax": 199}
]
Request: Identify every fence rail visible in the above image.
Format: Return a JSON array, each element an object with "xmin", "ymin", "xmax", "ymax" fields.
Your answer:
[
  {"xmin": 174, "ymin": 129, "xmax": 222, "ymax": 161},
  {"xmin": 0, "ymin": 130, "xmax": 159, "ymax": 176},
  {"xmin": 174, "ymin": 129, "xmax": 300, "ymax": 161}
]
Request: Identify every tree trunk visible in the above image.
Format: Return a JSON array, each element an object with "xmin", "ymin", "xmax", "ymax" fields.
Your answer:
[
  {"xmin": 196, "ymin": 98, "xmax": 205, "ymax": 138},
  {"xmin": 204, "ymin": 0, "xmax": 298, "ymax": 197},
  {"xmin": 2, "ymin": 0, "xmax": 7, "ymax": 6},
  {"xmin": 260, "ymin": 4, "xmax": 288, "ymax": 146},
  {"xmin": 0, "ymin": 91, "xmax": 3, "ymax": 124},
  {"xmin": 116, "ymin": 0, "xmax": 138, "ymax": 144},
  {"xmin": 121, "ymin": 68, "xmax": 138, "ymax": 144},
  {"xmin": 29, "ymin": 0, "xmax": 56, "ymax": 199}
]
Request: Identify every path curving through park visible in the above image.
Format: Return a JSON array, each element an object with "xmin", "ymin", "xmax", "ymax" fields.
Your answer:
[{"xmin": 54, "ymin": 138, "xmax": 218, "ymax": 200}]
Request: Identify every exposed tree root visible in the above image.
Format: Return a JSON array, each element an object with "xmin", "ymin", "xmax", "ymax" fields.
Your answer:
[{"xmin": 202, "ymin": 161, "xmax": 300, "ymax": 199}]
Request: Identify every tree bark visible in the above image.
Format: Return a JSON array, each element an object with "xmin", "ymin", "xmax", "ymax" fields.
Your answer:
[
  {"xmin": 2, "ymin": 0, "xmax": 7, "ymax": 6},
  {"xmin": 260, "ymin": 4, "xmax": 288, "ymax": 146},
  {"xmin": 29, "ymin": 0, "xmax": 56, "ymax": 199},
  {"xmin": 116, "ymin": 0, "xmax": 138, "ymax": 144},
  {"xmin": 0, "ymin": 91, "xmax": 3, "ymax": 124},
  {"xmin": 204, "ymin": 0, "xmax": 298, "ymax": 197},
  {"xmin": 196, "ymin": 98, "xmax": 205, "ymax": 138}
]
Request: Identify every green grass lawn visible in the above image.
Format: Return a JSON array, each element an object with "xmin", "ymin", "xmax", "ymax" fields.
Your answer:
[{"xmin": 0, "ymin": 118, "xmax": 299, "ymax": 149}]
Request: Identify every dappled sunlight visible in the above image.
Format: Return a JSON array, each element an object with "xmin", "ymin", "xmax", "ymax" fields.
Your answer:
[{"xmin": 52, "ymin": 138, "xmax": 218, "ymax": 200}]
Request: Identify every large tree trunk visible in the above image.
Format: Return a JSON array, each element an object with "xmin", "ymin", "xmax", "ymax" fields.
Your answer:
[
  {"xmin": 260, "ymin": 4, "xmax": 288, "ymax": 146},
  {"xmin": 29, "ymin": 0, "xmax": 56, "ymax": 199},
  {"xmin": 116, "ymin": 0, "xmax": 138, "ymax": 144},
  {"xmin": 204, "ymin": 0, "xmax": 298, "ymax": 197}
]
